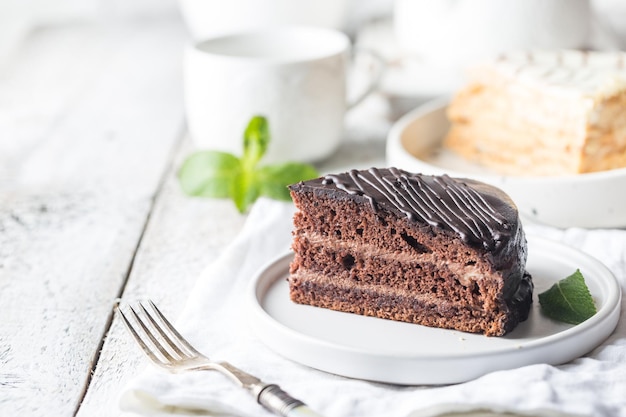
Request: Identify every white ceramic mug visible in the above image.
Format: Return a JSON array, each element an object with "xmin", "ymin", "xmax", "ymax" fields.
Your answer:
[{"xmin": 184, "ymin": 26, "xmax": 379, "ymax": 163}]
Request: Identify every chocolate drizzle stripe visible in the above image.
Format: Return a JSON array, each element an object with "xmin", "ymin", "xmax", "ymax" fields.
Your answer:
[
  {"xmin": 378, "ymin": 168, "xmax": 411, "ymax": 210},
  {"xmin": 321, "ymin": 169, "xmax": 512, "ymax": 250},
  {"xmin": 386, "ymin": 169, "xmax": 436, "ymax": 222},
  {"xmin": 443, "ymin": 184, "xmax": 489, "ymax": 244},
  {"xmin": 397, "ymin": 177, "xmax": 439, "ymax": 223},
  {"xmin": 436, "ymin": 176, "xmax": 492, "ymax": 244},
  {"xmin": 467, "ymin": 186, "xmax": 508, "ymax": 230},
  {"xmin": 448, "ymin": 181, "xmax": 504, "ymax": 229},
  {"xmin": 361, "ymin": 168, "xmax": 406, "ymax": 211},
  {"xmin": 407, "ymin": 176, "xmax": 458, "ymax": 226},
  {"xmin": 396, "ymin": 175, "xmax": 442, "ymax": 223},
  {"xmin": 402, "ymin": 175, "xmax": 445, "ymax": 222},
  {"xmin": 387, "ymin": 172, "xmax": 438, "ymax": 221}
]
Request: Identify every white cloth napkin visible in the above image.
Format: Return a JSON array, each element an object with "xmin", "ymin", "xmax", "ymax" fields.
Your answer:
[{"xmin": 120, "ymin": 198, "xmax": 626, "ymax": 417}]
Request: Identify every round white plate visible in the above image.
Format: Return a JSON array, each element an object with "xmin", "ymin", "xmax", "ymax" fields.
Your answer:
[
  {"xmin": 385, "ymin": 99, "xmax": 626, "ymax": 228},
  {"xmin": 248, "ymin": 236, "xmax": 621, "ymax": 385}
]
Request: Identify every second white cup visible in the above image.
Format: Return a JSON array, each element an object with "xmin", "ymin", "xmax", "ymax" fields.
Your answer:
[{"xmin": 184, "ymin": 26, "xmax": 377, "ymax": 163}]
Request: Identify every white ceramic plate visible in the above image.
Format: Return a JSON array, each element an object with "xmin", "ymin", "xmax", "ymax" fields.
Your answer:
[
  {"xmin": 385, "ymin": 99, "xmax": 626, "ymax": 228},
  {"xmin": 248, "ymin": 236, "xmax": 620, "ymax": 385}
]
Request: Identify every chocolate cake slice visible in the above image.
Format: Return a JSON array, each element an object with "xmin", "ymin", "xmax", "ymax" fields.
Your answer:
[{"xmin": 288, "ymin": 168, "xmax": 533, "ymax": 336}]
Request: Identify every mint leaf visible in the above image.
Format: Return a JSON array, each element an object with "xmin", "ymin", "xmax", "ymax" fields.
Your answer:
[
  {"xmin": 242, "ymin": 115, "xmax": 269, "ymax": 168},
  {"xmin": 257, "ymin": 163, "xmax": 318, "ymax": 200},
  {"xmin": 232, "ymin": 170, "xmax": 260, "ymax": 213},
  {"xmin": 178, "ymin": 151, "xmax": 240, "ymax": 198},
  {"xmin": 178, "ymin": 115, "xmax": 318, "ymax": 213},
  {"xmin": 538, "ymin": 269, "xmax": 597, "ymax": 325}
]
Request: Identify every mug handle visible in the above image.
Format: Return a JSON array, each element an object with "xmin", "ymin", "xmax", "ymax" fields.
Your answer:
[{"xmin": 347, "ymin": 47, "xmax": 385, "ymax": 110}]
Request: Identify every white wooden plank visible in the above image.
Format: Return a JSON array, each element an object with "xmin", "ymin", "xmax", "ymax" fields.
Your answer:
[
  {"xmin": 76, "ymin": 138, "xmax": 246, "ymax": 417},
  {"xmin": 0, "ymin": 22, "xmax": 130, "ymax": 184},
  {"xmin": 0, "ymin": 18, "xmax": 187, "ymax": 416}
]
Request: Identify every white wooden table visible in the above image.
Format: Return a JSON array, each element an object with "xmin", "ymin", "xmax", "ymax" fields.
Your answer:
[{"xmin": 0, "ymin": 17, "xmax": 388, "ymax": 416}]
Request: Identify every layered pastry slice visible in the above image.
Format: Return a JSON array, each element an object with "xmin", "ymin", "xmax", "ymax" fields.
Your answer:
[
  {"xmin": 445, "ymin": 50, "xmax": 626, "ymax": 176},
  {"xmin": 288, "ymin": 168, "xmax": 533, "ymax": 336}
]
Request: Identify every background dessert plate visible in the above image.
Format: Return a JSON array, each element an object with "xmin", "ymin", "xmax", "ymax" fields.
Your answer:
[
  {"xmin": 247, "ymin": 236, "xmax": 620, "ymax": 385},
  {"xmin": 385, "ymin": 99, "xmax": 626, "ymax": 229}
]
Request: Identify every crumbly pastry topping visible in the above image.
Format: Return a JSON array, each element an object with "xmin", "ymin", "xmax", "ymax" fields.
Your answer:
[{"xmin": 485, "ymin": 50, "xmax": 626, "ymax": 100}]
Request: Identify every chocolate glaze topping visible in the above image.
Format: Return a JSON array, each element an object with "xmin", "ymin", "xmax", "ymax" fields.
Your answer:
[{"xmin": 320, "ymin": 167, "xmax": 515, "ymax": 252}]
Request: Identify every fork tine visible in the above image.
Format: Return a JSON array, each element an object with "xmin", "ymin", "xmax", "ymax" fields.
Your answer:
[
  {"xmin": 117, "ymin": 304, "xmax": 169, "ymax": 367},
  {"xmin": 144, "ymin": 300, "xmax": 202, "ymax": 357},
  {"xmin": 128, "ymin": 304, "xmax": 183, "ymax": 363},
  {"xmin": 137, "ymin": 301, "xmax": 196, "ymax": 359}
]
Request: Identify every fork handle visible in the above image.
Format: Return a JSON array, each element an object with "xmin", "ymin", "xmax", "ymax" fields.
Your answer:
[{"xmin": 257, "ymin": 384, "xmax": 325, "ymax": 417}]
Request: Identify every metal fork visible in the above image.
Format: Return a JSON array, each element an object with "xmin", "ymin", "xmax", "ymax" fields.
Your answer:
[{"xmin": 116, "ymin": 300, "xmax": 324, "ymax": 417}]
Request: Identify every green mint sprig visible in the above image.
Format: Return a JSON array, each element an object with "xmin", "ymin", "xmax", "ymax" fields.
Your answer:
[
  {"xmin": 538, "ymin": 269, "xmax": 597, "ymax": 325},
  {"xmin": 178, "ymin": 116, "xmax": 318, "ymax": 213}
]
